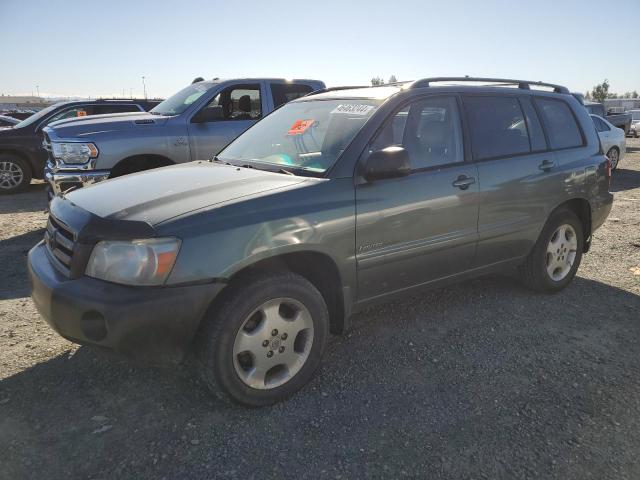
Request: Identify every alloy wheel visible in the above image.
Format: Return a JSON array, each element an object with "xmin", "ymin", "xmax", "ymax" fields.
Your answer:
[
  {"xmin": 232, "ymin": 297, "xmax": 314, "ymax": 389},
  {"xmin": 545, "ymin": 224, "xmax": 578, "ymax": 281},
  {"xmin": 607, "ymin": 148, "xmax": 619, "ymax": 170},
  {"xmin": 0, "ymin": 161, "xmax": 24, "ymax": 190}
]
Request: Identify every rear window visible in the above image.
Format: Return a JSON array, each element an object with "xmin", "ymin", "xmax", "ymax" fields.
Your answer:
[
  {"xmin": 535, "ymin": 98, "xmax": 583, "ymax": 150},
  {"xmin": 93, "ymin": 104, "xmax": 141, "ymax": 115},
  {"xmin": 271, "ymin": 84, "xmax": 314, "ymax": 108},
  {"xmin": 464, "ymin": 96, "xmax": 530, "ymax": 160}
]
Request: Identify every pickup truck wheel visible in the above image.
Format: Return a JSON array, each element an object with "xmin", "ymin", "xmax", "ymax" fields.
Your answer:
[
  {"xmin": 0, "ymin": 154, "xmax": 31, "ymax": 194},
  {"xmin": 606, "ymin": 147, "xmax": 620, "ymax": 170},
  {"xmin": 197, "ymin": 271, "xmax": 329, "ymax": 406},
  {"xmin": 519, "ymin": 209, "xmax": 584, "ymax": 293}
]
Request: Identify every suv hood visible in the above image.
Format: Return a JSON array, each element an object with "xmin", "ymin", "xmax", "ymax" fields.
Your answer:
[
  {"xmin": 65, "ymin": 162, "xmax": 309, "ymax": 225},
  {"xmin": 45, "ymin": 112, "xmax": 171, "ymax": 139}
]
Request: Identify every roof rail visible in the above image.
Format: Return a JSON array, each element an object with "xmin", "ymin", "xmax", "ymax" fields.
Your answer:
[
  {"xmin": 305, "ymin": 86, "xmax": 369, "ymax": 97},
  {"xmin": 410, "ymin": 77, "xmax": 570, "ymax": 94}
]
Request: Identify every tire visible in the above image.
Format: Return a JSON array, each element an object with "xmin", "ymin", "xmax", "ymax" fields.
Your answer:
[
  {"xmin": 519, "ymin": 209, "xmax": 584, "ymax": 293},
  {"xmin": 197, "ymin": 271, "xmax": 329, "ymax": 407},
  {"xmin": 606, "ymin": 147, "xmax": 620, "ymax": 171},
  {"xmin": 0, "ymin": 154, "xmax": 31, "ymax": 194}
]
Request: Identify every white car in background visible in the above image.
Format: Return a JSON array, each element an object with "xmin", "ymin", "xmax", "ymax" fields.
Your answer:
[
  {"xmin": 628, "ymin": 109, "xmax": 640, "ymax": 138},
  {"xmin": 591, "ymin": 114, "xmax": 626, "ymax": 170}
]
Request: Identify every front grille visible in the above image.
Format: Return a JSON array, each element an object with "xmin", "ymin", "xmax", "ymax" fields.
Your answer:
[{"xmin": 44, "ymin": 214, "xmax": 76, "ymax": 271}]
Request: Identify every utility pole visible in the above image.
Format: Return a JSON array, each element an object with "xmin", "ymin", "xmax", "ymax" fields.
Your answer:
[
  {"xmin": 141, "ymin": 76, "xmax": 147, "ymax": 100},
  {"xmin": 36, "ymin": 85, "xmax": 40, "ymax": 98}
]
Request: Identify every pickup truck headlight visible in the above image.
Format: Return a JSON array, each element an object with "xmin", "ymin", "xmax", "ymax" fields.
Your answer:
[
  {"xmin": 85, "ymin": 238, "xmax": 181, "ymax": 286},
  {"xmin": 51, "ymin": 141, "xmax": 98, "ymax": 164}
]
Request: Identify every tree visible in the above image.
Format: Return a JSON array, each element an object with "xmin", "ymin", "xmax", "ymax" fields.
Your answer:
[
  {"xmin": 371, "ymin": 76, "xmax": 384, "ymax": 86},
  {"xmin": 388, "ymin": 75, "xmax": 398, "ymax": 84},
  {"xmin": 584, "ymin": 91, "xmax": 591, "ymax": 100},
  {"xmin": 633, "ymin": 90, "xmax": 639, "ymax": 99},
  {"xmin": 591, "ymin": 79, "xmax": 610, "ymax": 103}
]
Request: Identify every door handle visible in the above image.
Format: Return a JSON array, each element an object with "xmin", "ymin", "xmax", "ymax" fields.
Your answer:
[
  {"xmin": 538, "ymin": 160, "xmax": 554, "ymax": 172},
  {"xmin": 452, "ymin": 175, "xmax": 476, "ymax": 190}
]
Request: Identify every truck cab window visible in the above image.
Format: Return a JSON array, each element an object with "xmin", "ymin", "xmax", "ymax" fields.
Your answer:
[{"xmin": 203, "ymin": 84, "xmax": 262, "ymax": 121}]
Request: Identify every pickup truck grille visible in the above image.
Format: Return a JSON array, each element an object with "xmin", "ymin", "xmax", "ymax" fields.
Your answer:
[{"xmin": 44, "ymin": 213, "xmax": 76, "ymax": 270}]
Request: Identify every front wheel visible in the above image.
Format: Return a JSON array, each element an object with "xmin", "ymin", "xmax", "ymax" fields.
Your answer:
[
  {"xmin": 197, "ymin": 271, "xmax": 329, "ymax": 406},
  {"xmin": 606, "ymin": 147, "xmax": 620, "ymax": 171},
  {"xmin": 0, "ymin": 154, "xmax": 31, "ymax": 194},
  {"xmin": 519, "ymin": 209, "xmax": 584, "ymax": 293}
]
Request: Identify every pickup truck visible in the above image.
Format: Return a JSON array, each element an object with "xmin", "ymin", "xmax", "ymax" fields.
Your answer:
[
  {"xmin": 0, "ymin": 99, "xmax": 160, "ymax": 194},
  {"xmin": 583, "ymin": 101, "xmax": 632, "ymax": 134},
  {"xmin": 628, "ymin": 109, "xmax": 640, "ymax": 138},
  {"xmin": 43, "ymin": 78, "xmax": 325, "ymax": 199}
]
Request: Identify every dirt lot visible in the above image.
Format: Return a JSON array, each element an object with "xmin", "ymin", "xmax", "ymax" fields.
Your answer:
[{"xmin": 1, "ymin": 140, "xmax": 640, "ymax": 479}]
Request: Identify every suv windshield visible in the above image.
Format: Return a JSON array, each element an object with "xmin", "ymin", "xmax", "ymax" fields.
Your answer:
[
  {"xmin": 14, "ymin": 102, "xmax": 66, "ymax": 129},
  {"xmin": 218, "ymin": 99, "xmax": 382, "ymax": 173},
  {"xmin": 150, "ymin": 83, "xmax": 212, "ymax": 116}
]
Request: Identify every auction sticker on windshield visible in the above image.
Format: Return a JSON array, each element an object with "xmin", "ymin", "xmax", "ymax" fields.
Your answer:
[
  {"xmin": 287, "ymin": 119, "xmax": 315, "ymax": 135},
  {"xmin": 331, "ymin": 104, "xmax": 375, "ymax": 115}
]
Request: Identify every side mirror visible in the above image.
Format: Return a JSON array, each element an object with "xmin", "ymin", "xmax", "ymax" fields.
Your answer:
[
  {"xmin": 192, "ymin": 105, "xmax": 224, "ymax": 123},
  {"xmin": 363, "ymin": 146, "xmax": 411, "ymax": 182}
]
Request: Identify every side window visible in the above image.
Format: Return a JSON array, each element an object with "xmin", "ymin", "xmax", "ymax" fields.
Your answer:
[
  {"xmin": 369, "ymin": 96, "xmax": 463, "ymax": 169},
  {"xmin": 535, "ymin": 98, "xmax": 583, "ymax": 149},
  {"xmin": 271, "ymin": 83, "xmax": 314, "ymax": 108},
  {"xmin": 202, "ymin": 84, "xmax": 262, "ymax": 121},
  {"xmin": 519, "ymin": 98, "xmax": 547, "ymax": 151},
  {"xmin": 592, "ymin": 116, "xmax": 609, "ymax": 132},
  {"xmin": 49, "ymin": 106, "xmax": 91, "ymax": 123},
  {"xmin": 464, "ymin": 96, "xmax": 530, "ymax": 160},
  {"xmin": 93, "ymin": 104, "xmax": 141, "ymax": 115}
]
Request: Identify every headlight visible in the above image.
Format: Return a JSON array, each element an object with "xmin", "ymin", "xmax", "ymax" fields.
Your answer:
[
  {"xmin": 51, "ymin": 141, "xmax": 98, "ymax": 164},
  {"xmin": 85, "ymin": 237, "xmax": 181, "ymax": 286}
]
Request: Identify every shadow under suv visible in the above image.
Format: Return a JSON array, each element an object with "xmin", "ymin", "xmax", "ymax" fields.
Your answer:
[{"xmin": 28, "ymin": 77, "xmax": 613, "ymax": 406}]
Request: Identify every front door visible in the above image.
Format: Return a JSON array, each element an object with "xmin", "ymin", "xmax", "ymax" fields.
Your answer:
[
  {"xmin": 188, "ymin": 83, "xmax": 263, "ymax": 160},
  {"xmin": 355, "ymin": 96, "xmax": 479, "ymax": 300}
]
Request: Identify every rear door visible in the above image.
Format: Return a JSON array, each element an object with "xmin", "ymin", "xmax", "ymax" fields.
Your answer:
[
  {"xmin": 355, "ymin": 95, "xmax": 479, "ymax": 300},
  {"xmin": 467, "ymin": 94, "xmax": 579, "ymax": 266},
  {"xmin": 187, "ymin": 83, "xmax": 265, "ymax": 160}
]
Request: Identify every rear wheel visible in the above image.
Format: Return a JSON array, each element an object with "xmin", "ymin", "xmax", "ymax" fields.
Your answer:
[
  {"xmin": 197, "ymin": 271, "xmax": 329, "ymax": 406},
  {"xmin": 606, "ymin": 147, "xmax": 620, "ymax": 171},
  {"xmin": 519, "ymin": 209, "xmax": 584, "ymax": 293},
  {"xmin": 0, "ymin": 154, "xmax": 31, "ymax": 194}
]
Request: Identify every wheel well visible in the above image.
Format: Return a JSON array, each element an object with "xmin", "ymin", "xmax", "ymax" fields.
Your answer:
[
  {"xmin": 221, "ymin": 252, "xmax": 346, "ymax": 335},
  {"xmin": 0, "ymin": 149, "xmax": 36, "ymax": 178},
  {"xmin": 555, "ymin": 198, "xmax": 592, "ymax": 252},
  {"xmin": 110, "ymin": 155, "xmax": 174, "ymax": 178}
]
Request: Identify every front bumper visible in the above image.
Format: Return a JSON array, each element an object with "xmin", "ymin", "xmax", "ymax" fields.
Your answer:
[
  {"xmin": 45, "ymin": 162, "xmax": 110, "ymax": 199},
  {"xmin": 28, "ymin": 242, "xmax": 225, "ymax": 364}
]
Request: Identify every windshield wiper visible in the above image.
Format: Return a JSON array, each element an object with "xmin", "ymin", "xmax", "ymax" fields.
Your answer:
[{"xmin": 277, "ymin": 167, "xmax": 295, "ymax": 176}]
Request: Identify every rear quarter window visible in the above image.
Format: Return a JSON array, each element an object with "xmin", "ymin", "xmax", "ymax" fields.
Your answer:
[{"xmin": 535, "ymin": 98, "xmax": 583, "ymax": 150}]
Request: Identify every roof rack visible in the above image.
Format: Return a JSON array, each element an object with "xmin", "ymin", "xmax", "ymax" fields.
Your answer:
[
  {"xmin": 410, "ymin": 77, "xmax": 570, "ymax": 94},
  {"xmin": 305, "ymin": 86, "xmax": 369, "ymax": 97}
]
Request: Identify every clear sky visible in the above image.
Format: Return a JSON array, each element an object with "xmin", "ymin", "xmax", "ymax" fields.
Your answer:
[{"xmin": 1, "ymin": 0, "xmax": 638, "ymax": 99}]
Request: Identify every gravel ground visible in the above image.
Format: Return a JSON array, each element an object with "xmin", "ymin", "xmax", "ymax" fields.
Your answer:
[{"xmin": 1, "ymin": 140, "xmax": 640, "ymax": 479}]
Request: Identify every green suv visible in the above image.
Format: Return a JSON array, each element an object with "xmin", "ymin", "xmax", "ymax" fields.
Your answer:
[{"xmin": 28, "ymin": 77, "xmax": 613, "ymax": 406}]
